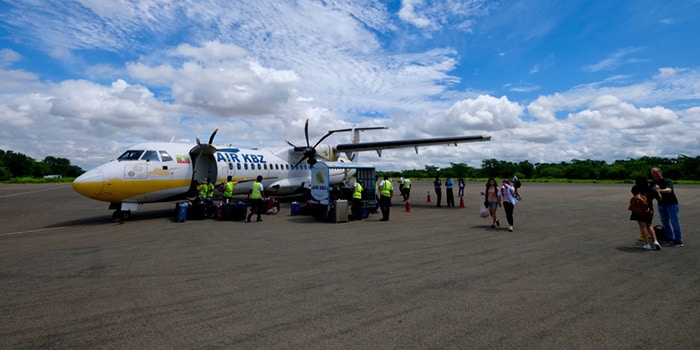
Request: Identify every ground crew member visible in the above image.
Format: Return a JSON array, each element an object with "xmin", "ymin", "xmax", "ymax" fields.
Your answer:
[
  {"xmin": 379, "ymin": 175, "xmax": 393, "ymax": 221},
  {"xmin": 247, "ymin": 175, "xmax": 265, "ymax": 222},
  {"xmin": 352, "ymin": 179, "xmax": 363, "ymax": 221},
  {"xmin": 221, "ymin": 175, "xmax": 234, "ymax": 204},
  {"xmin": 197, "ymin": 178, "xmax": 215, "ymax": 217},
  {"xmin": 402, "ymin": 178, "xmax": 411, "ymax": 201}
]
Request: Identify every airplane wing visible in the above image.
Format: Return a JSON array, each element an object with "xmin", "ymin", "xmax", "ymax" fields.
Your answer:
[{"xmin": 335, "ymin": 135, "xmax": 491, "ymax": 156}]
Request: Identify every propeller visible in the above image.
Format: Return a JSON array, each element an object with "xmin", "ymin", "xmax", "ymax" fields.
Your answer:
[
  {"xmin": 189, "ymin": 128, "xmax": 219, "ymax": 195},
  {"xmin": 285, "ymin": 119, "xmax": 337, "ymax": 167}
]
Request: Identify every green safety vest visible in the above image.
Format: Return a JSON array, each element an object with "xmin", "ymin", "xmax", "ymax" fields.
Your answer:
[
  {"xmin": 198, "ymin": 183, "xmax": 214, "ymax": 197},
  {"xmin": 381, "ymin": 181, "xmax": 392, "ymax": 197},
  {"xmin": 223, "ymin": 181, "xmax": 234, "ymax": 197},
  {"xmin": 353, "ymin": 182, "xmax": 363, "ymax": 199},
  {"xmin": 404, "ymin": 179, "xmax": 411, "ymax": 188},
  {"xmin": 251, "ymin": 182, "xmax": 262, "ymax": 199}
]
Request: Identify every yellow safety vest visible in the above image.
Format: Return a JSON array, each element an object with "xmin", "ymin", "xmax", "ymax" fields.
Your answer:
[
  {"xmin": 251, "ymin": 182, "xmax": 262, "ymax": 199},
  {"xmin": 353, "ymin": 183, "xmax": 363, "ymax": 199},
  {"xmin": 223, "ymin": 181, "xmax": 234, "ymax": 197},
  {"xmin": 381, "ymin": 181, "xmax": 392, "ymax": 197},
  {"xmin": 404, "ymin": 179, "xmax": 411, "ymax": 188}
]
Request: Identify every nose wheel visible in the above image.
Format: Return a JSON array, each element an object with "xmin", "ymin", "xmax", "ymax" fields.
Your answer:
[{"xmin": 112, "ymin": 210, "xmax": 131, "ymax": 221}]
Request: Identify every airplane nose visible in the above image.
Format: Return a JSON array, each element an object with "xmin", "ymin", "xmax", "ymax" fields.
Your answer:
[{"xmin": 72, "ymin": 170, "xmax": 104, "ymax": 200}]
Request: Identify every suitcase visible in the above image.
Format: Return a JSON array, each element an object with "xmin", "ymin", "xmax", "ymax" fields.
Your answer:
[
  {"xmin": 190, "ymin": 202, "xmax": 206, "ymax": 220},
  {"xmin": 291, "ymin": 202, "xmax": 300, "ymax": 216},
  {"xmin": 220, "ymin": 203, "xmax": 233, "ymax": 221},
  {"xmin": 176, "ymin": 202, "xmax": 188, "ymax": 222},
  {"xmin": 232, "ymin": 201, "xmax": 247, "ymax": 221},
  {"xmin": 215, "ymin": 204, "xmax": 223, "ymax": 220},
  {"xmin": 265, "ymin": 198, "xmax": 278, "ymax": 210}
]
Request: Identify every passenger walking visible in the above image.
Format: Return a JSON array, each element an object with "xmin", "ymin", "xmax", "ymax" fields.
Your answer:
[
  {"xmin": 433, "ymin": 176, "xmax": 442, "ymax": 207},
  {"xmin": 458, "ymin": 177, "xmax": 465, "ymax": 198},
  {"xmin": 481, "ymin": 178, "xmax": 500, "ymax": 228},
  {"xmin": 630, "ymin": 177, "xmax": 661, "ymax": 250},
  {"xmin": 499, "ymin": 178, "xmax": 518, "ymax": 232},
  {"xmin": 445, "ymin": 176, "xmax": 455, "ymax": 207},
  {"xmin": 651, "ymin": 167, "xmax": 684, "ymax": 247}
]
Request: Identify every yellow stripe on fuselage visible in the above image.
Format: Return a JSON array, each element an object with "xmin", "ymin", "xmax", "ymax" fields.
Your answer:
[{"xmin": 81, "ymin": 178, "xmax": 192, "ymax": 202}]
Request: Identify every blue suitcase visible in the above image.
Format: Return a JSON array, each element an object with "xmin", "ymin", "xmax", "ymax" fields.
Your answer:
[
  {"xmin": 220, "ymin": 203, "xmax": 233, "ymax": 220},
  {"xmin": 291, "ymin": 202, "xmax": 300, "ymax": 216},
  {"xmin": 232, "ymin": 201, "xmax": 247, "ymax": 221},
  {"xmin": 176, "ymin": 203, "xmax": 188, "ymax": 222}
]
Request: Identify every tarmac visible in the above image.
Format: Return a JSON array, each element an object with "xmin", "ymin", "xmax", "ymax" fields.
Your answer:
[{"xmin": 1, "ymin": 180, "xmax": 698, "ymax": 349}]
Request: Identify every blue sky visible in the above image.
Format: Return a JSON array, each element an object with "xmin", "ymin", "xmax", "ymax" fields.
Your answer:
[{"xmin": 1, "ymin": 0, "xmax": 699, "ymax": 171}]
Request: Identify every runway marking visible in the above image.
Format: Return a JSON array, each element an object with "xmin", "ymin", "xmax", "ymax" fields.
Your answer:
[
  {"xmin": 0, "ymin": 226, "xmax": 68, "ymax": 237},
  {"xmin": 0, "ymin": 185, "xmax": 69, "ymax": 199}
]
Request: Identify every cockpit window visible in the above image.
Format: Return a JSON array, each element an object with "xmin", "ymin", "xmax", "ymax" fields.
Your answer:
[
  {"xmin": 117, "ymin": 150, "xmax": 144, "ymax": 161},
  {"xmin": 159, "ymin": 151, "xmax": 173, "ymax": 162},
  {"xmin": 141, "ymin": 150, "xmax": 159, "ymax": 162}
]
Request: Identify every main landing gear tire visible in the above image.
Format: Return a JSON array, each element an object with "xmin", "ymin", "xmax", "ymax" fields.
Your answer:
[{"xmin": 112, "ymin": 210, "xmax": 131, "ymax": 221}]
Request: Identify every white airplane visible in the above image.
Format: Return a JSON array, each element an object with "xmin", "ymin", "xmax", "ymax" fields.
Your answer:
[{"xmin": 72, "ymin": 120, "xmax": 491, "ymax": 219}]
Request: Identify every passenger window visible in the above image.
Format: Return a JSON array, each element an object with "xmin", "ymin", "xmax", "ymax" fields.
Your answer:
[
  {"xmin": 117, "ymin": 150, "xmax": 144, "ymax": 161},
  {"xmin": 244, "ymin": 164, "xmax": 248, "ymax": 170},
  {"xmin": 159, "ymin": 151, "xmax": 173, "ymax": 162},
  {"xmin": 141, "ymin": 150, "xmax": 159, "ymax": 162},
  {"xmin": 237, "ymin": 164, "xmax": 241, "ymax": 170}
]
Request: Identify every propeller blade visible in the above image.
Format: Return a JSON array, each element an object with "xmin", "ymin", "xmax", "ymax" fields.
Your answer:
[
  {"xmin": 196, "ymin": 134, "xmax": 201, "ymax": 145},
  {"xmin": 208, "ymin": 128, "xmax": 219, "ymax": 144},
  {"xmin": 312, "ymin": 130, "xmax": 336, "ymax": 148},
  {"xmin": 304, "ymin": 118, "xmax": 310, "ymax": 147},
  {"xmin": 293, "ymin": 156, "xmax": 308, "ymax": 168}
]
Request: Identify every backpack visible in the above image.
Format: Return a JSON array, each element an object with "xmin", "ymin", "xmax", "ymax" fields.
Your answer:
[
  {"xmin": 628, "ymin": 193, "xmax": 649, "ymax": 215},
  {"xmin": 513, "ymin": 178, "xmax": 522, "ymax": 189}
]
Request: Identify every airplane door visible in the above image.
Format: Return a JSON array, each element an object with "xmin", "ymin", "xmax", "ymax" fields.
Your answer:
[{"xmin": 189, "ymin": 145, "xmax": 218, "ymax": 183}]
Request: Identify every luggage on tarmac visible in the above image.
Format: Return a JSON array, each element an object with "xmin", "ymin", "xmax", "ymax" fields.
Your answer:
[
  {"xmin": 265, "ymin": 198, "xmax": 279, "ymax": 214},
  {"xmin": 220, "ymin": 203, "xmax": 233, "ymax": 221},
  {"xmin": 291, "ymin": 201, "xmax": 300, "ymax": 216},
  {"xmin": 215, "ymin": 204, "xmax": 222, "ymax": 220},
  {"xmin": 176, "ymin": 202, "xmax": 188, "ymax": 222},
  {"xmin": 232, "ymin": 201, "xmax": 247, "ymax": 221},
  {"xmin": 190, "ymin": 202, "xmax": 206, "ymax": 220}
]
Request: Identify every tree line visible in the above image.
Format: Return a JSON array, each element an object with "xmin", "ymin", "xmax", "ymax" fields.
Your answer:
[
  {"xmin": 3, "ymin": 148, "xmax": 699, "ymax": 183},
  {"xmin": 380, "ymin": 156, "xmax": 700, "ymax": 182},
  {"xmin": 0, "ymin": 150, "xmax": 84, "ymax": 181}
]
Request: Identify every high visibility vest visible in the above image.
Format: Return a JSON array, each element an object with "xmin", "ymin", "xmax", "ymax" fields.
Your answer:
[
  {"xmin": 353, "ymin": 183, "xmax": 363, "ymax": 199},
  {"xmin": 197, "ymin": 184, "xmax": 208, "ymax": 197},
  {"xmin": 251, "ymin": 182, "xmax": 262, "ymax": 199},
  {"xmin": 404, "ymin": 179, "xmax": 411, "ymax": 188},
  {"xmin": 381, "ymin": 181, "xmax": 392, "ymax": 197},
  {"xmin": 206, "ymin": 183, "xmax": 215, "ymax": 198},
  {"xmin": 223, "ymin": 181, "xmax": 234, "ymax": 197}
]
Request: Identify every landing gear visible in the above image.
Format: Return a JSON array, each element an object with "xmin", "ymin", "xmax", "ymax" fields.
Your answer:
[{"xmin": 112, "ymin": 210, "xmax": 131, "ymax": 221}]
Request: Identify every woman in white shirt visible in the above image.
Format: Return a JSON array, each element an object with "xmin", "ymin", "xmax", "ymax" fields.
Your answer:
[{"xmin": 499, "ymin": 178, "xmax": 519, "ymax": 232}]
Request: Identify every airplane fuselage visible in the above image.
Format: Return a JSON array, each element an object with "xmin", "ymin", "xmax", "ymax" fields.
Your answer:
[{"xmin": 72, "ymin": 141, "xmax": 351, "ymax": 206}]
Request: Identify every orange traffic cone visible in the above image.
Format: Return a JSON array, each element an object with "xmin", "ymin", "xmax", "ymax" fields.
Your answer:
[
  {"xmin": 459, "ymin": 196, "xmax": 465, "ymax": 208},
  {"xmin": 427, "ymin": 191, "xmax": 432, "ymax": 203},
  {"xmin": 405, "ymin": 200, "xmax": 412, "ymax": 212}
]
